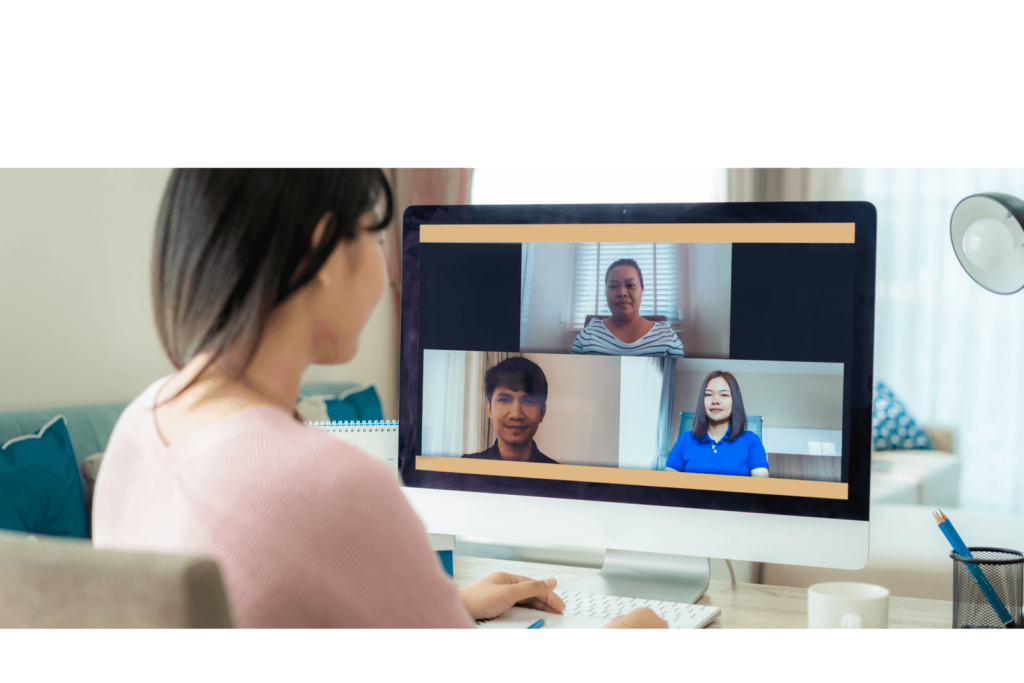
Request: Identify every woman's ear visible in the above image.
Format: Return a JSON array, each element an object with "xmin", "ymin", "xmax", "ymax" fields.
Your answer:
[
  {"xmin": 288, "ymin": 212, "xmax": 334, "ymax": 288},
  {"xmin": 310, "ymin": 212, "xmax": 335, "ymax": 288},
  {"xmin": 311, "ymin": 212, "xmax": 332, "ymax": 250}
]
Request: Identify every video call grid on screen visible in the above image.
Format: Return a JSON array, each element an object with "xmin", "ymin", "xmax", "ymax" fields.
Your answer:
[{"xmin": 399, "ymin": 203, "xmax": 877, "ymax": 522}]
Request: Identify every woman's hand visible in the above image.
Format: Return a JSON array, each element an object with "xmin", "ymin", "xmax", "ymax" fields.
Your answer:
[
  {"xmin": 604, "ymin": 608, "xmax": 669, "ymax": 629},
  {"xmin": 459, "ymin": 572, "xmax": 566, "ymax": 621}
]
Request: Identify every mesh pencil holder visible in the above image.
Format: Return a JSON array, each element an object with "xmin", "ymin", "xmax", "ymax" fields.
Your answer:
[{"xmin": 950, "ymin": 547, "xmax": 1023, "ymax": 629}]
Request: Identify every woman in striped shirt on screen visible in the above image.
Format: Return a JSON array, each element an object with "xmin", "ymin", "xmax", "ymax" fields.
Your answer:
[{"xmin": 570, "ymin": 258, "xmax": 686, "ymax": 357}]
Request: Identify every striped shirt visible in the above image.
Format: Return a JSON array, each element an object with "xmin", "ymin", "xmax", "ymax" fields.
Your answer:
[
  {"xmin": 93, "ymin": 375, "xmax": 473, "ymax": 628},
  {"xmin": 570, "ymin": 319, "xmax": 686, "ymax": 357}
]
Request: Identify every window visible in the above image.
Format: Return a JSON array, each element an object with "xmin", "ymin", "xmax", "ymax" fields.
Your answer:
[
  {"xmin": 852, "ymin": 168, "xmax": 1024, "ymax": 513},
  {"xmin": 471, "ymin": 168, "xmax": 723, "ymax": 337},
  {"xmin": 571, "ymin": 243, "xmax": 680, "ymax": 328}
]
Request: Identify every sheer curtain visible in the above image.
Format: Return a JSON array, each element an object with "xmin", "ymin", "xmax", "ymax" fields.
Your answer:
[
  {"xmin": 421, "ymin": 350, "xmax": 514, "ymax": 457},
  {"xmin": 421, "ymin": 350, "xmax": 467, "ymax": 457},
  {"xmin": 851, "ymin": 169, "xmax": 1024, "ymax": 513},
  {"xmin": 735, "ymin": 168, "xmax": 1024, "ymax": 512}
]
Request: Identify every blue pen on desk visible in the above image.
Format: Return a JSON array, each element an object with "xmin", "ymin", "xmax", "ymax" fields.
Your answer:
[
  {"xmin": 933, "ymin": 509, "xmax": 1015, "ymax": 627},
  {"xmin": 527, "ymin": 619, "xmax": 545, "ymax": 629}
]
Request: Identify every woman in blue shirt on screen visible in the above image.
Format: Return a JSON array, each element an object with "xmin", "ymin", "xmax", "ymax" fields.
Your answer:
[{"xmin": 665, "ymin": 371, "xmax": 769, "ymax": 477}]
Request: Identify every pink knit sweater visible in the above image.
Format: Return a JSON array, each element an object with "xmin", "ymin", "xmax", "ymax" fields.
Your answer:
[{"xmin": 92, "ymin": 376, "xmax": 473, "ymax": 628}]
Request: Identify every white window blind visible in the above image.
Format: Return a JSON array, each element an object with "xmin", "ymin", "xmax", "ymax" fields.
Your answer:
[{"xmin": 571, "ymin": 243, "xmax": 679, "ymax": 328}]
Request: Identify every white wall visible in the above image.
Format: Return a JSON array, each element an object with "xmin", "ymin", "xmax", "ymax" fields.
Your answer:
[
  {"xmin": 522, "ymin": 353, "xmax": 619, "ymax": 467},
  {"xmin": 672, "ymin": 362, "xmax": 844, "ymax": 438},
  {"xmin": 521, "ymin": 242, "xmax": 731, "ymax": 358},
  {"xmin": 618, "ymin": 357, "xmax": 664, "ymax": 470},
  {"xmin": 521, "ymin": 243, "xmax": 576, "ymax": 352},
  {"xmin": 678, "ymin": 243, "xmax": 732, "ymax": 359},
  {"xmin": 762, "ymin": 427, "xmax": 843, "ymax": 457},
  {"xmin": 0, "ymin": 169, "xmax": 398, "ymax": 418}
]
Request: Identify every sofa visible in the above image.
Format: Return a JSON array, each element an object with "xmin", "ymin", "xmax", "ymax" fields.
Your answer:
[
  {"xmin": 0, "ymin": 381, "xmax": 383, "ymax": 539},
  {"xmin": 869, "ymin": 426, "xmax": 960, "ymax": 507}
]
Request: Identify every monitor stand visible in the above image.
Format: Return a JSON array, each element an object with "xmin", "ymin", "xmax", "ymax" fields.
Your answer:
[{"xmin": 568, "ymin": 549, "xmax": 710, "ymax": 605}]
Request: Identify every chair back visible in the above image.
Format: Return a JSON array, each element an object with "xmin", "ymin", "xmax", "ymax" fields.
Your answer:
[
  {"xmin": 0, "ymin": 530, "xmax": 234, "ymax": 628},
  {"xmin": 679, "ymin": 412, "xmax": 763, "ymax": 440},
  {"xmin": 584, "ymin": 314, "xmax": 668, "ymax": 328}
]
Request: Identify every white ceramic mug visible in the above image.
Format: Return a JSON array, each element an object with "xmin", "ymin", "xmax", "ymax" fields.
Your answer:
[{"xmin": 807, "ymin": 582, "xmax": 889, "ymax": 628}]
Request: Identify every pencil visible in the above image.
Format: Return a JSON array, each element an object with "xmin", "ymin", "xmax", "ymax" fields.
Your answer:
[
  {"xmin": 933, "ymin": 509, "xmax": 1015, "ymax": 627},
  {"xmin": 938, "ymin": 509, "xmax": 971, "ymax": 553}
]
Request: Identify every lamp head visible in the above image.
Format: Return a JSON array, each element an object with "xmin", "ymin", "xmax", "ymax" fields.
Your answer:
[{"xmin": 950, "ymin": 192, "xmax": 1024, "ymax": 294}]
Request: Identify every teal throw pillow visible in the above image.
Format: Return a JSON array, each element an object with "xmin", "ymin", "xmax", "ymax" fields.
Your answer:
[
  {"xmin": 325, "ymin": 385, "xmax": 384, "ymax": 422},
  {"xmin": 871, "ymin": 381, "xmax": 934, "ymax": 451},
  {"xmin": 0, "ymin": 415, "xmax": 88, "ymax": 537}
]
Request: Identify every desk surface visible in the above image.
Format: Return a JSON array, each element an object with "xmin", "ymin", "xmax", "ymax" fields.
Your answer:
[{"xmin": 453, "ymin": 556, "xmax": 953, "ymax": 629}]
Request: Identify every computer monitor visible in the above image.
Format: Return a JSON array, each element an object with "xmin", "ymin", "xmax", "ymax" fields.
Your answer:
[{"xmin": 399, "ymin": 201, "xmax": 876, "ymax": 604}]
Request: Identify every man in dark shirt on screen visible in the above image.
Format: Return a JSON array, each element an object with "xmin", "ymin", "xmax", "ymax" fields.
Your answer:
[{"xmin": 462, "ymin": 356, "xmax": 559, "ymax": 465}]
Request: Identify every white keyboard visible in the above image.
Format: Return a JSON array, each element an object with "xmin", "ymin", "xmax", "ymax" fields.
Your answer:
[{"xmin": 557, "ymin": 589, "xmax": 721, "ymax": 629}]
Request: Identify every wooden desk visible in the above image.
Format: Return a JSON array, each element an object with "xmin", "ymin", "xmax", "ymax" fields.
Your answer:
[{"xmin": 454, "ymin": 556, "xmax": 953, "ymax": 628}]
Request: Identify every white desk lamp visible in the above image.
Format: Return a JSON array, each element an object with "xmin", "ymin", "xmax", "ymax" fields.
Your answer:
[{"xmin": 950, "ymin": 193, "xmax": 1024, "ymax": 293}]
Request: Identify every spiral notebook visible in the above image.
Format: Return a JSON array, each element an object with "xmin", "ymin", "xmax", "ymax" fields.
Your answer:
[{"xmin": 305, "ymin": 420, "xmax": 399, "ymax": 479}]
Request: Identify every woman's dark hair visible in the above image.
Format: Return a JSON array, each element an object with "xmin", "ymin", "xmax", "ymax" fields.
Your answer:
[
  {"xmin": 484, "ymin": 357, "xmax": 548, "ymax": 407},
  {"xmin": 151, "ymin": 169, "xmax": 393, "ymax": 409},
  {"xmin": 605, "ymin": 258, "xmax": 643, "ymax": 289},
  {"xmin": 691, "ymin": 370, "xmax": 746, "ymax": 440}
]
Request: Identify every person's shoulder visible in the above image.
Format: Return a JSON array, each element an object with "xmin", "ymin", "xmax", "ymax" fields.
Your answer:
[
  {"xmin": 648, "ymin": 320, "xmax": 676, "ymax": 334},
  {"xmin": 652, "ymin": 321, "xmax": 682, "ymax": 339},
  {"xmin": 579, "ymin": 318, "xmax": 604, "ymax": 336},
  {"xmin": 737, "ymin": 430, "xmax": 764, "ymax": 445},
  {"xmin": 675, "ymin": 431, "xmax": 697, "ymax": 448},
  {"xmin": 113, "ymin": 374, "xmax": 176, "ymax": 425},
  {"xmin": 592, "ymin": 317, "xmax": 623, "ymax": 333},
  {"xmin": 668, "ymin": 431, "xmax": 694, "ymax": 463},
  {"xmin": 572, "ymin": 320, "xmax": 614, "ymax": 354},
  {"xmin": 142, "ymin": 374, "xmax": 177, "ymax": 401},
  {"xmin": 231, "ymin": 412, "xmax": 397, "ymax": 495}
]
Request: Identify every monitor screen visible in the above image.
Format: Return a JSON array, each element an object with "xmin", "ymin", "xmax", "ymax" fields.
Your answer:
[{"xmin": 400, "ymin": 202, "xmax": 876, "ymax": 523}]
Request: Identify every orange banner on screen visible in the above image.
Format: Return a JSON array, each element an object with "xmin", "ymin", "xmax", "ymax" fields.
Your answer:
[
  {"xmin": 420, "ymin": 223, "xmax": 856, "ymax": 244},
  {"xmin": 416, "ymin": 457, "xmax": 848, "ymax": 499}
]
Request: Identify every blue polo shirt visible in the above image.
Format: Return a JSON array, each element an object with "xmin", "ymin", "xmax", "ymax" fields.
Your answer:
[{"xmin": 665, "ymin": 427, "xmax": 769, "ymax": 476}]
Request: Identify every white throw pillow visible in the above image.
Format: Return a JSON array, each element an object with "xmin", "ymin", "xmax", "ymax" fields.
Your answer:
[
  {"xmin": 295, "ymin": 394, "xmax": 331, "ymax": 423},
  {"xmin": 80, "ymin": 452, "xmax": 104, "ymax": 488}
]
